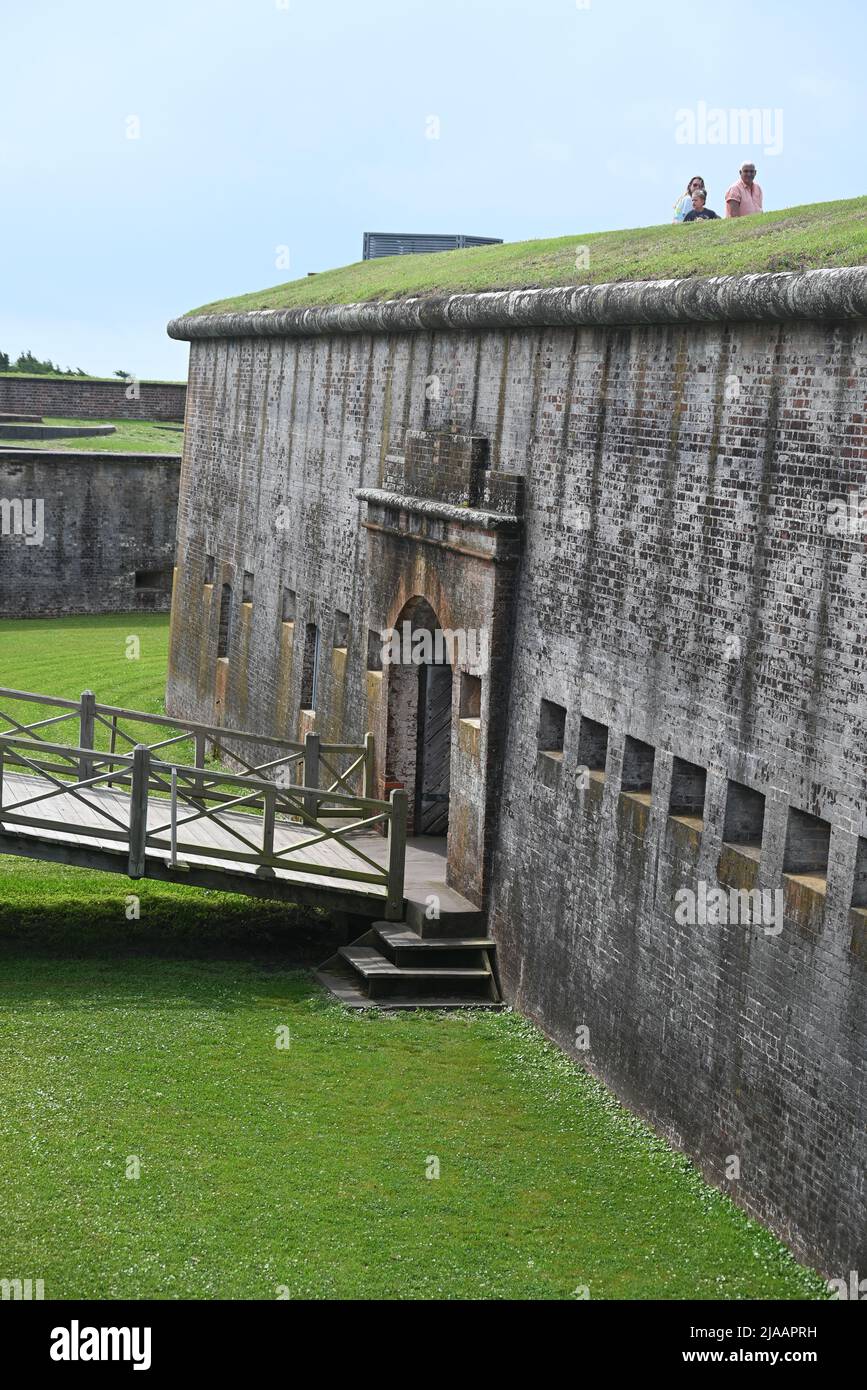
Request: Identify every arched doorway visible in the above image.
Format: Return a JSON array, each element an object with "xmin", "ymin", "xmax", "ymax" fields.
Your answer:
[{"xmin": 385, "ymin": 597, "xmax": 453, "ymax": 838}]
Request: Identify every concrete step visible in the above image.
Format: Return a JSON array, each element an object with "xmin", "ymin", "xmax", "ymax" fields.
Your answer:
[
  {"xmin": 314, "ymin": 955, "xmax": 503, "ymax": 1011},
  {"xmin": 340, "ymin": 944, "xmax": 490, "ymax": 979},
  {"xmin": 375, "ymin": 923, "xmax": 495, "ymax": 950},
  {"xmin": 339, "ymin": 943, "xmax": 495, "ymax": 1001},
  {"xmin": 374, "ymin": 922, "xmax": 495, "ymax": 967},
  {"xmin": 404, "ymin": 896, "xmax": 486, "ymax": 939}
]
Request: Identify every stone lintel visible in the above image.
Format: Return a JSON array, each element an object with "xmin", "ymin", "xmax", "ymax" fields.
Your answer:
[{"xmin": 356, "ymin": 487, "xmax": 521, "ymax": 565}]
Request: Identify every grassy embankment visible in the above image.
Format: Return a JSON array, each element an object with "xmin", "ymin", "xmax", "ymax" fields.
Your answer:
[{"xmin": 187, "ymin": 195, "xmax": 867, "ymax": 317}]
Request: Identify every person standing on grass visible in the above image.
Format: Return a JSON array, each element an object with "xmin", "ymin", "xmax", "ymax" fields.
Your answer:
[
  {"xmin": 673, "ymin": 175, "xmax": 706, "ymax": 222},
  {"xmin": 725, "ymin": 162, "xmax": 763, "ymax": 217},
  {"xmin": 683, "ymin": 189, "xmax": 720, "ymax": 221}
]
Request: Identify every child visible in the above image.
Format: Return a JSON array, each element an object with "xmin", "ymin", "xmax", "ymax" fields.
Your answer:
[
  {"xmin": 673, "ymin": 175, "xmax": 706, "ymax": 222},
  {"xmin": 683, "ymin": 189, "xmax": 720, "ymax": 221}
]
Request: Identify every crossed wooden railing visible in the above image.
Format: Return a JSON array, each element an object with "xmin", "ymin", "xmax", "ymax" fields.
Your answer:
[{"xmin": 0, "ymin": 688, "xmax": 408, "ymax": 919}]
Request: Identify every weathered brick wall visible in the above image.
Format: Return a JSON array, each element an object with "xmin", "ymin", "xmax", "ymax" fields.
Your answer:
[
  {"xmin": 0, "ymin": 376, "xmax": 186, "ymax": 421},
  {"xmin": 0, "ymin": 450, "xmax": 181, "ymax": 616},
  {"xmin": 166, "ymin": 276, "xmax": 866, "ymax": 1274}
]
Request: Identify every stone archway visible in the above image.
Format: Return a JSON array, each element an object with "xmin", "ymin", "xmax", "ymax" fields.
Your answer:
[{"xmin": 384, "ymin": 596, "xmax": 453, "ymax": 838}]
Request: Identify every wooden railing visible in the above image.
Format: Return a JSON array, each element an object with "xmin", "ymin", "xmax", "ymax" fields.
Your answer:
[
  {"xmin": 0, "ymin": 688, "xmax": 406, "ymax": 918},
  {"xmin": 0, "ymin": 687, "xmax": 375, "ymax": 805}
]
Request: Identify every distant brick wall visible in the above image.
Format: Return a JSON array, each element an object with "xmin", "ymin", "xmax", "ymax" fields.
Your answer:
[
  {"xmin": 166, "ymin": 275, "xmax": 867, "ymax": 1276},
  {"xmin": 0, "ymin": 376, "xmax": 186, "ymax": 422},
  {"xmin": 0, "ymin": 449, "xmax": 181, "ymax": 616}
]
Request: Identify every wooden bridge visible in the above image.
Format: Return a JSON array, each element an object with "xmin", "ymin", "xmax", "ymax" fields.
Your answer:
[
  {"xmin": 0, "ymin": 687, "xmax": 501, "ymax": 1008},
  {"xmin": 0, "ymin": 686, "xmax": 409, "ymax": 918}
]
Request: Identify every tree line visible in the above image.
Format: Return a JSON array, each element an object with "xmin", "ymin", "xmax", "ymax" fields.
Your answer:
[{"xmin": 0, "ymin": 349, "xmax": 89, "ymax": 376}]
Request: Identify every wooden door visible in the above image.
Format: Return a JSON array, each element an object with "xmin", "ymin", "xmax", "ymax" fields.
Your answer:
[{"xmin": 416, "ymin": 662, "xmax": 452, "ymax": 835}]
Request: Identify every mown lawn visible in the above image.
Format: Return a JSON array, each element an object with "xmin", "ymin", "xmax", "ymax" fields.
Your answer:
[
  {"xmin": 1, "ymin": 417, "xmax": 183, "ymax": 454},
  {"xmin": 0, "ymin": 613, "xmax": 180, "ymax": 747},
  {"xmin": 0, "ymin": 615, "xmax": 828, "ymax": 1299},
  {"xmin": 0, "ymin": 958, "xmax": 829, "ymax": 1301},
  {"xmin": 186, "ymin": 195, "xmax": 867, "ymax": 318}
]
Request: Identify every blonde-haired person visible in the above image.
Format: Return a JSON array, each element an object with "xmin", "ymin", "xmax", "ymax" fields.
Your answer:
[{"xmin": 673, "ymin": 175, "xmax": 706, "ymax": 223}]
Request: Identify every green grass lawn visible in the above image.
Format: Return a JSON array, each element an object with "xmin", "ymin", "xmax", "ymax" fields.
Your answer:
[
  {"xmin": 0, "ymin": 612, "xmax": 178, "ymax": 723},
  {"xmin": 0, "ymin": 615, "xmax": 828, "ymax": 1299},
  {"xmin": 0, "ymin": 960, "xmax": 828, "ymax": 1301},
  {"xmin": 0, "ymin": 417, "xmax": 184, "ymax": 454},
  {"xmin": 187, "ymin": 195, "xmax": 867, "ymax": 318}
]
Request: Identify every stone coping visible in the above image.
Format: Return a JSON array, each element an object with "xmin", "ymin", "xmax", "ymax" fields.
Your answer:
[
  {"xmin": 356, "ymin": 487, "xmax": 522, "ymax": 531},
  {"xmin": 0, "ymin": 448, "xmax": 182, "ymax": 463},
  {"xmin": 168, "ymin": 267, "xmax": 867, "ymax": 342},
  {"xmin": 0, "ymin": 423, "xmax": 117, "ymax": 441}
]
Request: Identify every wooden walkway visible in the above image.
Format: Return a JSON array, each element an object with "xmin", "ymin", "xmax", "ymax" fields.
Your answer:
[
  {"xmin": 0, "ymin": 770, "xmax": 458, "ymax": 919},
  {"xmin": 0, "ymin": 687, "xmax": 500, "ymax": 1010},
  {"xmin": 0, "ymin": 687, "xmax": 412, "ymax": 920}
]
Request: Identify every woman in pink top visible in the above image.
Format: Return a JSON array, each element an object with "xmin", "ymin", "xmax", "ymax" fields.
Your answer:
[{"xmin": 725, "ymin": 163, "xmax": 763, "ymax": 217}]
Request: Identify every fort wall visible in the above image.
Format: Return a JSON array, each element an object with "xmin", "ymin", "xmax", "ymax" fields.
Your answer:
[
  {"xmin": 0, "ymin": 375, "xmax": 186, "ymax": 422},
  {"xmin": 165, "ymin": 269, "xmax": 867, "ymax": 1273},
  {"xmin": 0, "ymin": 449, "xmax": 181, "ymax": 616}
]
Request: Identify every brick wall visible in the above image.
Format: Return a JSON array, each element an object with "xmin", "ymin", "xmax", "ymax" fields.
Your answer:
[
  {"xmin": 0, "ymin": 450, "xmax": 181, "ymax": 616},
  {"xmin": 166, "ymin": 290, "xmax": 867, "ymax": 1275},
  {"xmin": 0, "ymin": 376, "xmax": 186, "ymax": 421}
]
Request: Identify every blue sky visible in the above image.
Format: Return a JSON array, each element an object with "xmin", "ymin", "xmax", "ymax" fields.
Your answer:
[{"xmin": 1, "ymin": 0, "xmax": 863, "ymax": 380}]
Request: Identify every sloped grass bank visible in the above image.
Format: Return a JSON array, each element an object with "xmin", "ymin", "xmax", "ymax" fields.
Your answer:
[{"xmin": 188, "ymin": 196, "xmax": 867, "ymax": 318}]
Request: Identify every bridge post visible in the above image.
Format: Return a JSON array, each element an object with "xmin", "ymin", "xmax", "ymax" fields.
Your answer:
[
  {"xmin": 385, "ymin": 788, "xmax": 408, "ymax": 921},
  {"xmin": 257, "ymin": 782, "xmax": 277, "ymax": 877},
  {"xmin": 79, "ymin": 690, "xmax": 96, "ymax": 783},
  {"xmin": 194, "ymin": 730, "xmax": 207, "ymax": 806},
  {"xmin": 303, "ymin": 732, "xmax": 320, "ymax": 821},
  {"xmin": 363, "ymin": 732, "xmax": 375, "ymax": 801},
  {"xmin": 128, "ymin": 744, "xmax": 151, "ymax": 879}
]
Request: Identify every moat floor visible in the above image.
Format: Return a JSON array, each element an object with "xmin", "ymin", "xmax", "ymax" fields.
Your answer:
[{"xmin": 0, "ymin": 953, "xmax": 826, "ymax": 1301}]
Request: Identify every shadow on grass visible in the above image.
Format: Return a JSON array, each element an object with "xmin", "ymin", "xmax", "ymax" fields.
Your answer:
[
  {"xmin": 0, "ymin": 897, "xmax": 346, "ymax": 965},
  {"xmin": 0, "ymin": 951, "xmax": 334, "ymax": 1013}
]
